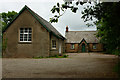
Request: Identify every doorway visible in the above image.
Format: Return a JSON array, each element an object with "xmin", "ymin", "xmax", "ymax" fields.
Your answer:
[
  {"xmin": 82, "ymin": 43, "xmax": 86, "ymax": 52},
  {"xmin": 59, "ymin": 41, "xmax": 62, "ymax": 55}
]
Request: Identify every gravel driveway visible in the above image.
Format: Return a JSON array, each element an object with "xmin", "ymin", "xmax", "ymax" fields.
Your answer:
[{"xmin": 2, "ymin": 53, "xmax": 119, "ymax": 78}]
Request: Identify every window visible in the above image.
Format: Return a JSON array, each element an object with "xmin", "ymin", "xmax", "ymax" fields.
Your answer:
[
  {"xmin": 93, "ymin": 44, "xmax": 97, "ymax": 49},
  {"xmin": 52, "ymin": 40, "xmax": 56, "ymax": 49},
  {"xmin": 71, "ymin": 44, "xmax": 75, "ymax": 49},
  {"xmin": 20, "ymin": 28, "xmax": 32, "ymax": 42}
]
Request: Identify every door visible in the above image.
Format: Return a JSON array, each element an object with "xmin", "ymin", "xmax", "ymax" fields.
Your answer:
[
  {"xmin": 82, "ymin": 44, "xmax": 86, "ymax": 52},
  {"xmin": 59, "ymin": 41, "xmax": 62, "ymax": 55}
]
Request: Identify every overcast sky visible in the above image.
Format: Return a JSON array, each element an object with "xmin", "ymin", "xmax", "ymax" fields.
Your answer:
[{"xmin": 0, "ymin": 0, "xmax": 96, "ymax": 36}]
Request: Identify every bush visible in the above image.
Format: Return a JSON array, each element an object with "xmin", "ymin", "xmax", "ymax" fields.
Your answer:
[
  {"xmin": 112, "ymin": 49, "xmax": 120, "ymax": 56},
  {"xmin": 33, "ymin": 54, "xmax": 69, "ymax": 59},
  {"xmin": 63, "ymin": 54, "xmax": 69, "ymax": 58},
  {"xmin": 55, "ymin": 55, "xmax": 59, "ymax": 58},
  {"xmin": 114, "ymin": 62, "xmax": 120, "ymax": 76}
]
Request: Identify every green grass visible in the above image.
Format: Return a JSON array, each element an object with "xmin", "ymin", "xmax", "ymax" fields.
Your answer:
[
  {"xmin": 33, "ymin": 54, "xmax": 69, "ymax": 59},
  {"xmin": 113, "ymin": 60, "xmax": 120, "ymax": 77}
]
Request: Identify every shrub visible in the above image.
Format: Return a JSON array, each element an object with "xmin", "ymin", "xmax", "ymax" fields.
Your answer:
[
  {"xmin": 63, "ymin": 54, "xmax": 69, "ymax": 58},
  {"xmin": 112, "ymin": 49, "xmax": 120, "ymax": 56},
  {"xmin": 55, "ymin": 55, "xmax": 59, "ymax": 58},
  {"xmin": 114, "ymin": 62, "xmax": 120, "ymax": 76}
]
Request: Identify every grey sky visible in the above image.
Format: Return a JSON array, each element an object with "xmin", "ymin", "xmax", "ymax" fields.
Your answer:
[{"xmin": 0, "ymin": 0, "xmax": 96, "ymax": 36}]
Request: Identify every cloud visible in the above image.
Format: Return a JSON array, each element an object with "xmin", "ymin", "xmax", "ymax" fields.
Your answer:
[{"xmin": 0, "ymin": 0, "xmax": 96, "ymax": 36}]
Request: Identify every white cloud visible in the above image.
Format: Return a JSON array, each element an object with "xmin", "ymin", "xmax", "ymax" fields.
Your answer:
[{"xmin": 0, "ymin": 0, "xmax": 96, "ymax": 36}]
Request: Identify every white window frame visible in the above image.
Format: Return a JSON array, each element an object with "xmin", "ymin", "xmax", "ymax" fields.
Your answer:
[
  {"xmin": 71, "ymin": 44, "xmax": 75, "ymax": 49},
  {"xmin": 52, "ymin": 40, "xmax": 56, "ymax": 49},
  {"xmin": 19, "ymin": 28, "xmax": 32, "ymax": 42},
  {"xmin": 93, "ymin": 44, "xmax": 97, "ymax": 49}
]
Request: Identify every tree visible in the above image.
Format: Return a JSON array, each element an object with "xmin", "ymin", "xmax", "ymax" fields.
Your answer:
[
  {"xmin": 50, "ymin": 1, "xmax": 120, "ymax": 55},
  {"xmin": 0, "ymin": 11, "xmax": 17, "ymax": 53},
  {"xmin": 81, "ymin": 2, "xmax": 120, "ymax": 54},
  {"xmin": 50, "ymin": 0, "xmax": 93, "ymax": 23},
  {"xmin": 1, "ymin": 11, "xmax": 18, "ymax": 31}
]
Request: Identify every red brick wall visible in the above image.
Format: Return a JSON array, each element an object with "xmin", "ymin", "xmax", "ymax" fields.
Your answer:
[
  {"xmin": 65, "ymin": 43, "xmax": 78, "ymax": 53},
  {"xmin": 88, "ymin": 43, "xmax": 103, "ymax": 52},
  {"xmin": 65, "ymin": 43, "xmax": 103, "ymax": 53}
]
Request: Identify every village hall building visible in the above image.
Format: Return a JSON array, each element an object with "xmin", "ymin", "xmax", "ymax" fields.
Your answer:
[
  {"xmin": 2, "ymin": 5, "xmax": 65, "ymax": 58},
  {"xmin": 2, "ymin": 5, "xmax": 103, "ymax": 58}
]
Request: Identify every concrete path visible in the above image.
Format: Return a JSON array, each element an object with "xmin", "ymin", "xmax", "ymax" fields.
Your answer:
[{"xmin": 2, "ymin": 53, "xmax": 119, "ymax": 78}]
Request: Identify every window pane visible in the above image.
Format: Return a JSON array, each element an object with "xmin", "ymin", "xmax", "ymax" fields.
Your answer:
[
  {"xmin": 28, "ymin": 38, "xmax": 31, "ymax": 41},
  {"xmin": 29, "ymin": 28, "xmax": 32, "ymax": 33},
  {"xmin": 20, "ymin": 34, "xmax": 23, "ymax": 38},
  {"xmin": 20, "ymin": 28, "xmax": 32, "ymax": 42},
  {"xmin": 25, "ymin": 28, "xmax": 28, "ymax": 33},
  {"xmin": 28, "ymin": 34, "xmax": 31, "ymax": 41},
  {"xmin": 28, "ymin": 34, "xmax": 31, "ymax": 38},
  {"xmin": 20, "ymin": 28, "xmax": 23, "ymax": 33},
  {"xmin": 71, "ymin": 44, "xmax": 75, "ymax": 49},
  {"xmin": 52, "ymin": 40, "xmax": 56, "ymax": 49},
  {"xmin": 93, "ymin": 44, "xmax": 97, "ymax": 49},
  {"xmin": 24, "ymin": 38, "xmax": 27, "ymax": 41},
  {"xmin": 20, "ymin": 38, "xmax": 23, "ymax": 41},
  {"xmin": 24, "ymin": 34, "xmax": 27, "ymax": 38}
]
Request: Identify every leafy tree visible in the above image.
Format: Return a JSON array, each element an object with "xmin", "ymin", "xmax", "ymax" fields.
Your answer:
[
  {"xmin": 94, "ymin": 3, "xmax": 120, "ymax": 54},
  {"xmin": 50, "ymin": 1, "xmax": 120, "ymax": 55},
  {"xmin": 0, "ymin": 11, "xmax": 17, "ymax": 31},
  {"xmin": 81, "ymin": 2, "xmax": 120, "ymax": 54},
  {"xmin": 0, "ymin": 11, "xmax": 17, "ymax": 53},
  {"xmin": 50, "ymin": 1, "xmax": 79, "ymax": 23}
]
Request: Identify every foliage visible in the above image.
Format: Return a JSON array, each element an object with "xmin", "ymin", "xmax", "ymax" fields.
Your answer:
[
  {"xmin": 50, "ymin": 1, "xmax": 80, "ymax": 23},
  {"xmin": 50, "ymin": 1, "xmax": 120, "ymax": 55},
  {"xmin": 63, "ymin": 54, "xmax": 69, "ymax": 58},
  {"xmin": 114, "ymin": 61, "xmax": 120, "ymax": 77},
  {"xmin": 1, "ymin": 11, "xmax": 17, "ymax": 52},
  {"xmin": 84, "ymin": 2, "xmax": 120, "ymax": 54},
  {"xmin": 33, "ymin": 54, "xmax": 69, "ymax": 59},
  {"xmin": 0, "ymin": 13, "xmax": 2, "ymax": 31},
  {"xmin": 82, "ymin": 2, "xmax": 120, "ymax": 54},
  {"xmin": 0, "ymin": 11, "xmax": 17, "ymax": 31},
  {"xmin": 94, "ymin": 3, "xmax": 120, "ymax": 54}
]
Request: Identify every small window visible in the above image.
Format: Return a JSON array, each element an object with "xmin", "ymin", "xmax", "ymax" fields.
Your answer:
[
  {"xmin": 52, "ymin": 40, "xmax": 56, "ymax": 49},
  {"xmin": 93, "ymin": 44, "xmax": 97, "ymax": 49},
  {"xmin": 71, "ymin": 44, "xmax": 75, "ymax": 49},
  {"xmin": 20, "ymin": 28, "xmax": 32, "ymax": 42}
]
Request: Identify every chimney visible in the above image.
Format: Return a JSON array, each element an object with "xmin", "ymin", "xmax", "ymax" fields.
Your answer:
[{"xmin": 66, "ymin": 25, "xmax": 68, "ymax": 32}]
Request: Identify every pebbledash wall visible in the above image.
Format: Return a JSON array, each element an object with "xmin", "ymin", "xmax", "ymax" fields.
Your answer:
[
  {"xmin": 2, "ymin": 6, "xmax": 65, "ymax": 58},
  {"xmin": 49, "ymin": 34, "xmax": 65, "ymax": 56},
  {"xmin": 3, "ymin": 9, "xmax": 49, "ymax": 58}
]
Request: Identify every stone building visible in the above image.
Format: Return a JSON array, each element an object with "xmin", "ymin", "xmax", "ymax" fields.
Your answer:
[
  {"xmin": 2, "ymin": 5, "xmax": 104, "ymax": 58},
  {"xmin": 65, "ymin": 26, "xmax": 103, "ymax": 53},
  {"xmin": 2, "ymin": 5, "xmax": 65, "ymax": 58}
]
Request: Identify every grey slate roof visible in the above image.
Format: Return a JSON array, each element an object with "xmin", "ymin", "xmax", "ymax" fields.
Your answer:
[
  {"xmin": 30, "ymin": 9, "xmax": 65, "ymax": 39},
  {"xmin": 26, "ymin": 6, "xmax": 65, "ymax": 39},
  {"xmin": 65, "ymin": 31, "xmax": 99, "ymax": 43},
  {"xmin": 3, "ymin": 5, "xmax": 65, "ymax": 39}
]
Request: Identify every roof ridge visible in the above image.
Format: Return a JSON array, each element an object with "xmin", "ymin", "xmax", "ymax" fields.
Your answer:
[
  {"xmin": 2, "ymin": 5, "xmax": 65, "ymax": 39},
  {"xmin": 68, "ymin": 30, "xmax": 97, "ymax": 32},
  {"xmin": 24, "ymin": 5, "xmax": 64, "ymax": 39}
]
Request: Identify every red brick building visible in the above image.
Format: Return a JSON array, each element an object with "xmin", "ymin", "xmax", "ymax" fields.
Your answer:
[{"xmin": 65, "ymin": 26, "xmax": 103, "ymax": 53}]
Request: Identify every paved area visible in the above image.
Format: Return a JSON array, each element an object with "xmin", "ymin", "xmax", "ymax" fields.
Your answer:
[{"xmin": 2, "ymin": 53, "xmax": 119, "ymax": 78}]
